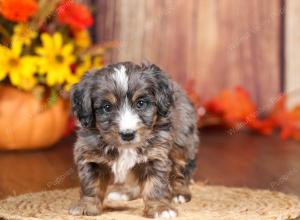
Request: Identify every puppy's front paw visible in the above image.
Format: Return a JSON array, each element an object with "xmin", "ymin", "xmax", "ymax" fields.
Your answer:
[
  {"xmin": 69, "ymin": 199, "xmax": 101, "ymax": 216},
  {"xmin": 154, "ymin": 209, "xmax": 177, "ymax": 219}
]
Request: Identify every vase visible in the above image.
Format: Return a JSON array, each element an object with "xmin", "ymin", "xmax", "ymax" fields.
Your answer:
[{"xmin": 0, "ymin": 86, "xmax": 70, "ymax": 150}]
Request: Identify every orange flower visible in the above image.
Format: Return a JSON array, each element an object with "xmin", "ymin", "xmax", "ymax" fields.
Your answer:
[
  {"xmin": 56, "ymin": 0, "xmax": 93, "ymax": 30},
  {"xmin": 0, "ymin": 0, "xmax": 37, "ymax": 22}
]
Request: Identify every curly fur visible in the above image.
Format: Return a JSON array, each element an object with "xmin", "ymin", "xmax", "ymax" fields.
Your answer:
[{"xmin": 69, "ymin": 62, "xmax": 199, "ymax": 218}]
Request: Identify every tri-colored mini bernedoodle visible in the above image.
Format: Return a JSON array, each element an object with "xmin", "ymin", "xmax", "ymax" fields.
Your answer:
[{"xmin": 69, "ymin": 62, "xmax": 199, "ymax": 218}]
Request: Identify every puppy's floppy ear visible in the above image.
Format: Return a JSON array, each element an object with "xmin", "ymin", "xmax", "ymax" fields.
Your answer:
[
  {"xmin": 144, "ymin": 64, "xmax": 174, "ymax": 117},
  {"xmin": 70, "ymin": 72, "xmax": 95, "ymax": 128}
]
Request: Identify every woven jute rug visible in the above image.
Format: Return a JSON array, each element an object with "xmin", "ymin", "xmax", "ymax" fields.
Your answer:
[{"xmin": 1, "ymin": 184, "xmax": 300, "ymax": 220}]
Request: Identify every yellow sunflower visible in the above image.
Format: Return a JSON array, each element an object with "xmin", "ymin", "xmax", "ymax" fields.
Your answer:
[
  {"xmin": 0, "ymin": 39, "xmax": 37, "ymax": 90},
  {"xmin": 12, "ymin": 23, "xmax": 37, "ymax": 47},
  {"xmin": 35, "ymin": 32, "xmax": 75, "ymax": 86},
  {"xmin": 64, "ymin": 55, "xmax": 92, "ymax": 91},
  {"xmin": 64, "ymin": 54, "xmax": 105, "ymax": 91}
]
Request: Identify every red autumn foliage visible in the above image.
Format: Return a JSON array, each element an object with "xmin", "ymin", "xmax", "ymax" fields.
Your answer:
[
  {"xmin": 205, "ymin": 87, "xmax": 256, "ymax": 124},
  {"xmin": 196, "ymin": 87, "xmax": 300, "ymax": 141},
  {"xmin": 56, "ymin": 0, "xmax": 93, "ymax": 30},
  {"xmin": 248, "ymin": 118, "xmax": 274, "ymax": 135},
  {"xmin": 269, "ymin": 96, "xmax": 300, "ymax": 140}
]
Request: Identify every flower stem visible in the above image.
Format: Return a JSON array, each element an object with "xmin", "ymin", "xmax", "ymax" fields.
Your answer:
[
  {"xmin": 30, "ymin": 0, "xmax": 61, "ymax": 31},
  {"xmin": 0, "ymin": 24, "xmax": 11, "ymax": 44}
]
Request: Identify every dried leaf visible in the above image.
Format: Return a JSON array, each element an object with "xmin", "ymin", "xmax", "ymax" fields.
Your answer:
[{"xmin": 205, "ymin": 87, "xmax": 256, "ymax": 124}]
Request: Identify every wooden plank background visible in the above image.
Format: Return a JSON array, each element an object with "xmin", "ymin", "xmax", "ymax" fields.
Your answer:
[
  {"xmin": 285, "ymin": 0, "xmax": 300, "ymax": 108},
  {"xmin": 94, "ymin": 0, "xmax": 283, "ymax": 107}
]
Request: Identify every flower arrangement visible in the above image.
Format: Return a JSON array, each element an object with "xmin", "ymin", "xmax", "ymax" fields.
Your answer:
[
  {"xmin": 0, "ymin": 0, "xmax": 112, "ymax": 150},
  {"xmin": 0, "ymin": 0, "xmax": 106, "ymax": 98}
]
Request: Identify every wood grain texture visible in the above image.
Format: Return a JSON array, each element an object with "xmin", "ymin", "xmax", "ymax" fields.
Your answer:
[
  {"xmin": 95, "ymin": 0, "xmax": 282, "ymax": 107},
  {"xmin": 285, "ymin": 0, "xmax": 300, "ymax": 108},
  {"xmin": 0, "ymin": 136, "xmax": 78, "ymax": 199}
]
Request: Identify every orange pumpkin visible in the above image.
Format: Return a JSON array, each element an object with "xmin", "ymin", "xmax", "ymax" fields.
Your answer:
[{"xmin": 0, "ymin": 86, "xmax": 70, "ymax": 150}]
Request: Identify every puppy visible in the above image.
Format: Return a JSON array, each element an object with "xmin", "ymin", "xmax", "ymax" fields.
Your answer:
[{"xmin": 69, "ymin": 62, "xmax": 199, "ymax": 218}]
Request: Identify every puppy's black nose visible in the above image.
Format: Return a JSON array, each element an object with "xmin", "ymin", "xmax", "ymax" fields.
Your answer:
[{"xmin": 119, "ymin": 130, "xmax": 136, "ymax": 141}]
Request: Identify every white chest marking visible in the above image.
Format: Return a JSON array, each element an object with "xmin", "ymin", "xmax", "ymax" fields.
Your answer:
[{"xmin": 112, "ymin": 148, "xmax": 138, "ymax": 183}]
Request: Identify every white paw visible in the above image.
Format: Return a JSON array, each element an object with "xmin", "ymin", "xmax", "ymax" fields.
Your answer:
[
  {"xmin": 154, "ymin": 209, "xmax": 177, "ymax": 219},
  {"xmin": 107, "ymin": 192, "xmax": 129, "ymax": 201},
  {"xmin": 172, "ymin": 195, "xmax": 186, "ymax": 204}
]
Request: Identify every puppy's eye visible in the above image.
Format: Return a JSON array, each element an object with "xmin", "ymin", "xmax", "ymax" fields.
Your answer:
[
  {"xmin": 136, "ymin": 99, "xmax": 147, "ymax": 109},
  {"xmin": 101, "ymin": 103, "xmax": 112, "ymax": 113}
]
